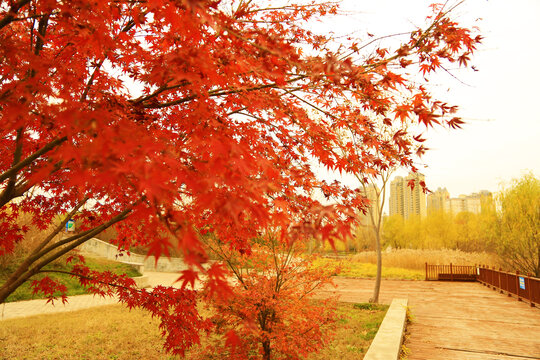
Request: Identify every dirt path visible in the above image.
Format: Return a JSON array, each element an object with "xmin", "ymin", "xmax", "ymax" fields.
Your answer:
[
  {"xmin": 322, "ymin": 278, "xmax": 540, "ymax": 360},
  {"xmin": 0, "ymin": 271, "xmax": 186, "ymax": 321}
]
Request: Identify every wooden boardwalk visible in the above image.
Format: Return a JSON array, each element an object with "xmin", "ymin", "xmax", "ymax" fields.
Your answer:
[{"xmin": 322, "ymin": 278, "xmax": 540, "ymax": 360}]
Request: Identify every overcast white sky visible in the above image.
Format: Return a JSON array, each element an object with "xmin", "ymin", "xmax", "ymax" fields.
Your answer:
[{"xmin": 317, "ymin": 0, "xmax": 540, "ymax": 198}]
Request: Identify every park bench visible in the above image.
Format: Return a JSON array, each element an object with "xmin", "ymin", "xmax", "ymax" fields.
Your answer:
[{"xmin": 438, "ymin": 273, "xmax": 477, "ymax": 281}]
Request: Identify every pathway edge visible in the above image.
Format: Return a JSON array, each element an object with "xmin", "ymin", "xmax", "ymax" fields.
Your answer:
[{"xmin": 364, "ymin": 297, "xmax": 408, "ymax": 360}]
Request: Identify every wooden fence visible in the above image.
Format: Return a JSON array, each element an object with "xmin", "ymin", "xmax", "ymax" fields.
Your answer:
[
  {"xmin": 425, "ymin": 263, "xmax": 478, "ymax": 282},
  {"xmin": 477, "ymin": 266, "xmax": 539, "ymax": 307},
  {"xmin": 425, "ymin": 263, "xmax": 540, "ymax": 307}
]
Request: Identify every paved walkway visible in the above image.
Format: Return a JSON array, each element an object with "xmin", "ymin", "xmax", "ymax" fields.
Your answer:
[
  {"xmin": 321, "ymin": 278, "xmax": 540, "ymax": 360},
  {"xmin": 0, "ymin": 272, "xmax": 183, "ymax": 321}
]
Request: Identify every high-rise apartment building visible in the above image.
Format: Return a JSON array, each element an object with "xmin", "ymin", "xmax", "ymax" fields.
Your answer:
[
  {"xmin": 427, "ymin": 187, "xmax": 450, "ymax": 214},
  {"xmin": 389, "ymin": 173, "xmax": 427, "ymax": 219},
  {"xmin": 389, "ymin": 176, "xmax": 404, "ymax": 218},
  {"xmin": 447, "ymin": 196, "xmax": 467, "ymax": 214},
  {"xmin": 358, "ymin": 184, "xmax": 380, "ymax": 226}
]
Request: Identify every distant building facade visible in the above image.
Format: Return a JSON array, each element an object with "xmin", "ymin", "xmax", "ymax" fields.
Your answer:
[
  {"xmin": 359, "ymin": 184, "xmax": 380, "ymax": 226},
  {"xmin": 445, "ymin": 190, "xmax": 492, "ymax": 214},
  {"xmin": 447, "ymin": 196, "xmax": 467, "ymax": 214},
  {"xmin": 427, "ymin": 187, "xmax": 450, "ymax": 214},
  {"xmin": 389, "ymin": 176, "xmax": 405, "ymax": 218},
  {"xmin": 389, "ymin": 175, "xmax": 492, "ymax": 218},
  {"xmin": 389, "ymin": 173, "xmax": 427, "ymax": 219}
]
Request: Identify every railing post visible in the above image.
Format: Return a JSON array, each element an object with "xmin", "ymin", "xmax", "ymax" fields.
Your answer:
[
  {"xmin": 482, "ymin": 265, "xmax": 486, "ymax": 285},
  {"xmin": 516, "ymin": 270, "xmax": 522, "ymax": 301},
  {"xmin": 499, "ymin": 268, "xmax": 504, "ymax": 294},
  {"xmin": 491, "ymin": 266, "xmax": 497, "ymax": 291},
  {"xmin": 507, "ymin": 268, "xmax": 512, "ymax": 297},
  {"xmin": 450, "ymin": 263, "xmax": 453, "ymax": 282},
  {"xmin": 425, "ymin": 262, "xmax": 428, "ymax": 281},
  {"xmin": 527, "ymin": 273, "xmax": 534, "ymax": 307},
  {"xmin": 479, "ymin": 265, "xmax": 484, "ymax": 285}
]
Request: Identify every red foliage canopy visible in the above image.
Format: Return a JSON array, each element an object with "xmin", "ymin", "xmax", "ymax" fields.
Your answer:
[{"xmin": 0, "ymin": 0, "xmax": 480, "ymax": 354}]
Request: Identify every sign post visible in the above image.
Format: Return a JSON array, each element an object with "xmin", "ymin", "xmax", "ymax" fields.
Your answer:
[
  {"xmin": 66, "ymin": 219, "xmax": 75, "ymax": 232},
  {"xmin": 519, "ymin": 276, "xmax": 526, "ymax": 290}
]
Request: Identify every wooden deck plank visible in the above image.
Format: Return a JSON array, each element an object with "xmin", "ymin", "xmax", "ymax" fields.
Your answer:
[{"xmin": 319, "ymin": 278, "xmax": 540, "ymax": 360}]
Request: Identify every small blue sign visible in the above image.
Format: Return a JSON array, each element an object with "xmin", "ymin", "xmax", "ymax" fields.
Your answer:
[
  {"xmin": 519, "ymin": 276, "xmax": 526, "ymax": 290},
  {"xmin": 66, "ymin": 219, "xmax": 75, "ymax": 232}
]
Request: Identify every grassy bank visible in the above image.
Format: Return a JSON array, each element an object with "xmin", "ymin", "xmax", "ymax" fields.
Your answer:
[
  {"xmin": 350, "ymin": 249, "xmax": 499, "ymax": 270},
  {"xmin": 309, "ymin": 302, "xmax": 388, "ymax": 360},
  {"xmin": 0, "ymin": 302, "xmax": 387, "ymax": 359},
  {"xmin": 0, "ymin": 257, "xmax": 142, "ymax": 303},
  {"xmin": 313, "ymin": 257, "xmax": 424, "ymax": 280},
  {"xmin": 311, "ymin": 249, "xmax": 500, "ymax": 280}
]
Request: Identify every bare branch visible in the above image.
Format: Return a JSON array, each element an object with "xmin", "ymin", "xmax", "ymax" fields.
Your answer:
[{"xmin": 142, "ymin": 77, "xmax": 306, "ymax": 109}]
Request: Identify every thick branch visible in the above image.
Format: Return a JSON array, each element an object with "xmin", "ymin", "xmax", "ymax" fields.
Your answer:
[
  {"xmin": 34, "ymin": 197, "xmax": 90, "ymax": 258},
  {"xmin": 36, "ymin": 199, "xmax": 141, "ymax": 261},
  {"xmin": 0, "ymin": 136, "xmax": 67, "ymax": 184},
  {"xmin": 0, "ymin": 197, "xmax": 141, "ymax": 303},
  {"xmin": 0, "ymin": 197, "xmax": 89, "ymax": 298},
  {"xmin": 0, "ymin": 128, "xmax": 24, "ymax": 205},
  {"xmin": 33, "ymin": 13, "xmax": 50, "ymax": 55},
  {"xmin": 130, "ymin": 80, "xmax": 191, "ymax": 105},
  {"xmin": 0, "ymin": 0, "xmax": 31, "ymax": 30}
]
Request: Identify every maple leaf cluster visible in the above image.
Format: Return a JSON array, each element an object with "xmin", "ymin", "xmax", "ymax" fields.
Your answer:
[{"xmin": 0, "ymin": 0, "xmax": 481, "ymax": 355}]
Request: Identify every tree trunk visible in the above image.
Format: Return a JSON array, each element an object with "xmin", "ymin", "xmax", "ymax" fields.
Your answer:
[
  {"xmin": 370, "ymin": 231, "xmax": 382, "ymax": 303},
  {"xmin": 0, "ymin": 265, "xmax": 38, "ymax": 303},
  {"xmin": 262, "ymin": 339, "xmax": 271, "ymax": 360}
]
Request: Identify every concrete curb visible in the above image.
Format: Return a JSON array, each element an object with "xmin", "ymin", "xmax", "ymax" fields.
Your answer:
[{"xmin": 364, "ymin": 298, "xmax": 408, "ymax": 360}]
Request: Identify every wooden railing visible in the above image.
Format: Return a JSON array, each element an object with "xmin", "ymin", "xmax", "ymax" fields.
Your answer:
[
  {"xmin": 425, "ymin": 263, "xmax": 539, "ymax": 307},
  {"xmin": 425, "ymin": 263, "xmax": 478, "ymax": 282},
  {"xmin": 477, "ymin": 266, "xmax": 539, "ymax": 307}
]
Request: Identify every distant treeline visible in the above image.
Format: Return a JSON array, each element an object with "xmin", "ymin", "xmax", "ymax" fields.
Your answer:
[{"xmin": 348, "ymin": 173, "xmax": 539, "ymax": 276}]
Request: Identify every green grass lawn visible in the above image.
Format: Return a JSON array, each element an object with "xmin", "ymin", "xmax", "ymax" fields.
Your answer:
[
  {"xmin": 0, "ymin": 257, "xmax": 142, "ymax": 302},
  {"xmin": 308, "ymin": 302, "xmax": 388, "ymax": 360},
  {"xmin": 312, "ymin": 257, "xmax": 424, "ymax": 280}
]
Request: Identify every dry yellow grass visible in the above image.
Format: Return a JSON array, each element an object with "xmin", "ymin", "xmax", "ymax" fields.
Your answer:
[
  {"xmin": 0, "ymin": 302, "xmax": 387, "ymax": 360},
  {"xmin": 350, "ymin": 249, "xmax": 500, "ymax": 271},
  {"xmin": 0, "ymin": 212, "xmax": 62, "ymax": 270},
  {"xmin": 0, "ymin": 305, "xmax": 175, "ymax": 360}
]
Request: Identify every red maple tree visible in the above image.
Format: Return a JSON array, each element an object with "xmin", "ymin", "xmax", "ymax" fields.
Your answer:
[
  {"xmin": 197, "ymin": 233, "xmax": 339, "ymax": 360},
  {"xmin": 0, "ymin": 0, "xmax": 480, "ymax": 355}
]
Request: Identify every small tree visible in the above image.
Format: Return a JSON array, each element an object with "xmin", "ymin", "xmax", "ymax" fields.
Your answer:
[
  {"xmin": 356, "ymin": 169, "xmax": 393, "ymax": 304},
  {"xmin": 494, "ymin": 174, "xmax": 540, "ymax": 276},
  {"xmin": 341, "ymin": 116, "xmax": 420, "ymax": 303},
  {"xmin": 200, "ymin": 233, "xmax": 339, "ymax": 360}
]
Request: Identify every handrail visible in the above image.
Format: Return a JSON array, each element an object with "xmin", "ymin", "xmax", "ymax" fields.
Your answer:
[
  {"xmin": 425, "ymin": 263, "xmax": 539, "ymax": 308},
  {"xmin": 477, "ymin": 266, "xmax": 539, "ymax": 307}
]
